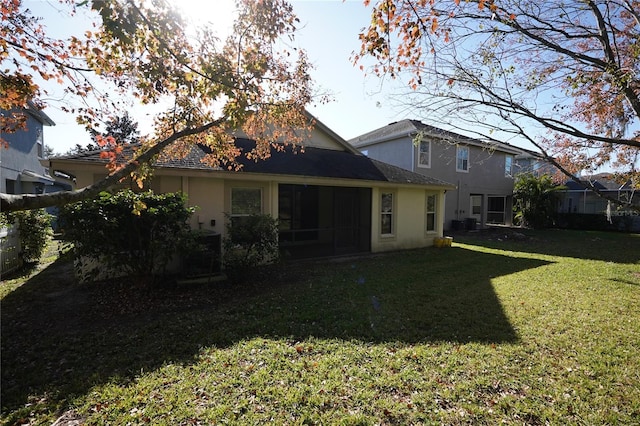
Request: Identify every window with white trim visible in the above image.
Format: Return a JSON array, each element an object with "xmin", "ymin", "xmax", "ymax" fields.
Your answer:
[
  {"xmin": 505, "ymin": 155, "xmax": 513, "ymax": 177},
  {"xmin": 456, "ymin": 145, "xmax": 469, "ymax": 172},
  {"xmin": 426, "ymin": 193, "xmax": 437, "ymax": 232},
  {"xmin": 231, "ymin": 187, "xmax": 262, "ymax": 226},
  {"xmin": 380, "ymin": 192, "xmax": 394, "ymax": 235},
  {"xmin": 418, "ymin": 140, "xmax": 431, "ymax": 168}
]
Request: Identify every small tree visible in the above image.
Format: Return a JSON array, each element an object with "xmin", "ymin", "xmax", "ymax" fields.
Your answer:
[
  {"xmin": 513, "ymin": 173, "xmax": 563, "ymax": 229},
  {"xmin": 90, "ymin": 112, "xmax": 140, "ymax": 146},
  {"xmin": 0, "ymin": 209, "xmax": 52, "ymax": 264},
  {"xmin": 1, "ymin": 0, "xmax": 314, "ymax": 212},
  {"xmin": 59, "ymin": 190, "xmax": 195, "ymax": 285},
  {"xmin": 356, "ymin": 0, "xmax": 640, "ymax": 210},
  {"xmin": 223, "ymin": 213, "xmax": 280, "ymax": 283}
]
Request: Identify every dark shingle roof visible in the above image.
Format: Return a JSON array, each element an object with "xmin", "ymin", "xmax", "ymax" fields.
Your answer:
[
  {"xmin": 564, "ymin": 173, "xmax": 634, "ymax": 191},
  {"xmin": 54, "ymin": 139, "xmax": 455, "ymax": 188}
]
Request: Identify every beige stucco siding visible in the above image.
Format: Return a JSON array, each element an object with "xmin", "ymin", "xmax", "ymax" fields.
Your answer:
[
  {"xmin": 304, "ymin": 127, "xmax": 347, "ymax": 151},
  {"xmin": 149, "ymin": 175, "xmax": 182, "ymax": 194},
  {"xmin": 49, "ymin": 157, "xmax": 449, "ymax": 255},
  {"xmin": 183, "ymin": 177, "xmax": 225, "ymax": 232},
  {"xmin": 371, "ymin": 187, "xmax": 444, "ymax": 253}
]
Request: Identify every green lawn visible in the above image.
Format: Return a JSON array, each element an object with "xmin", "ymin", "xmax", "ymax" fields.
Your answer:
[{"xmin": 2, "ymin": 229, "xmax": 639, "ymax": 425}]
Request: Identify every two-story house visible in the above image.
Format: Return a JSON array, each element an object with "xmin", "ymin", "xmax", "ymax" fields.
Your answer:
[
  {"xmin": 1, "ymin": 102, "xmax": 55, "ymax": 274},
  {"xmin": 1, "ymin": 101, "xmax": 56, "ymax": 195},
  {"xmin": 349, "ymin": 119, "xmax": 524, "ymax": 230}
]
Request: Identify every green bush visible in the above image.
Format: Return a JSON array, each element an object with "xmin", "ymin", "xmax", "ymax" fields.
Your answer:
[
  {"xmin": 223, "ymin": 213, "xmax": 279, "ymax": 283},
  {"xmin": 1, "ymin": 209, "xmax": 52, "ymax": 264},
  {"xmin": 59, "ymin": 190, "xmax": 196, "ymax": 284},
  {"xmin": 513, "ymin": 173, "xmax": 564, "ymax": 229}
]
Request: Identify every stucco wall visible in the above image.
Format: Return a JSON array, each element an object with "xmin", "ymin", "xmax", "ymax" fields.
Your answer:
[
  {"xmin": 304, "ymin": 127, "xmax": 346, "ymax": 151},
  {"xmin": 361, "ymin": 137, "xmax": 413, "ymax": 171},
  {"xmin": 370, "ymin": 187, "xmax": 443, "ymax": 253},
  {"xmin": 362, "ymin": 136, "xmax": 516, "ymax": 229},
  {"xmin": 1, "ymin": 113, "xmax": 49, "ymax": 194},
  {"xmin": 180, "ymin": 177, "xmax": 226, "ymax": 232}
]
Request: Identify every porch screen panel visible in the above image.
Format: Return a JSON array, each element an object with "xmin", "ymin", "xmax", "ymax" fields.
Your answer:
[{"xmin": 278, "ymin": 184, "xmax": 319, "ymax": 242}]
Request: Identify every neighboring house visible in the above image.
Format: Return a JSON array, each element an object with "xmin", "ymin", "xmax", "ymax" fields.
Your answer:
[
  {"xmin": 1, "ymin": 101, "xmax": 56, "ymax": 195},
  {"xmin": 349, "ymin": 120, "xmax": 523, "ymax": 230},
  {"xmin": 557, "ymin": 173, "xmax": 638, "ymax": 215},
  {"xmin": 555, "ymin": 173, "xmax": 639, "ymax": 232},
  {"xmin": 1, "ymin": 102, "xmax": 56, "ymax": 275},
  {"xmin": 48, "ymin": 116, "xmax": 455, "ymax": 260},
  {"xmin": 513, "ymin": 147, "xmax": 558, "ymax": 177}
]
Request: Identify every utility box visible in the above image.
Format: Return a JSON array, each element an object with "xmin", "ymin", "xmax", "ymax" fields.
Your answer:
[
  {"xmin": 184, "ymin": 231, "xmax": 222, "ymax": 277},
  {"xmin": 465, "ymin": 218, "xmax": 477, "ymax": 231}
]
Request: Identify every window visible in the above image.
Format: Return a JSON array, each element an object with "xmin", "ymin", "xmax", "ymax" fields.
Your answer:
[
  {"xmin": 418, "ymin": 140, "xmax": 431, "ymax": 168},
  {"xmin": 36, "ymin": 128, "xmax": 44, "ymax": 158},
  {"xmin": 426, "ymin": 193, "xmax": 437, "ymax": 232},
  {"xmin": 231, "ymin": 187, "xmax": 261, "ymax": 225},
  {"xmin": 505, "ymin": 155, "xmax": 513, "ymax": 177},
  {"xmin": 380, "ymin": 192, "xmax": 394, "ymax": 235},
  {"xmin": 361, "ymin": 149, "xmax": 368, "ymax": 156},
  {"xmin": 487, "ymin": 196, "xmax": 506, "ymax": 224},
  {"xmin": 5, "ymin": 179, "xmax": 15, "ymax": 195},
  {"xmin": 471, "ymin": 195, "xmax": 482, "ymax": 216},
  {"xmin": 456, "ymin": 146, "xmax": 469, "ymax": 172}
]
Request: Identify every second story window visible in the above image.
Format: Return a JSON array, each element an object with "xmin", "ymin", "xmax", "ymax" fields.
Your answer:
[
  {"xmin": 36, "ymin": 129, "xmax": 44, "ymax": 158},
  {"xmin": 418, "ymin": 140, "xmax": 431, "ymax": 168},
  {"xmin": 505, "ymin": 155, "xmax": 513, "ymax": 177},
  {"xmin": 456, "ymin": 145, "xmax": 469, "ymax": 172}
]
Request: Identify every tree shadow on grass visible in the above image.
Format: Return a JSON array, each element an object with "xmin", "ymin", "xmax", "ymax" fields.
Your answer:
[{"xmin": 1, "ymin": 246, "xmax": 549, "ymax": 417}]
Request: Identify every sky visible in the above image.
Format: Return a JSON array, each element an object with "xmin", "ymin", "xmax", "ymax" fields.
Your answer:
[{"xmin": 19, "ymin": 0, "xmax": 430, "ymax": 154}]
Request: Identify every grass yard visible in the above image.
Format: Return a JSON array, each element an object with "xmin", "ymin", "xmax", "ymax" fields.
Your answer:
[{"xmin": 1, "ymin": 229, "xmax": 639, "ymax": 425}]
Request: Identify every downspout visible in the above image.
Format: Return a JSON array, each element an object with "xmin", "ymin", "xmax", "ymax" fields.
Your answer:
[
  {"xmin": 456, "ymin": 180, "xmax": 461, "ymax": 220},
  {"xmin": 410, "ymin": 133, "xmax": 415, "ymax": 171}
]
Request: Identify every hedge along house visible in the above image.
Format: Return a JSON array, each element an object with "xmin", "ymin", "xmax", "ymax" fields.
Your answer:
[{"xmin": 48, "ymin": 117, "xmax": 455, "ymax": 260}]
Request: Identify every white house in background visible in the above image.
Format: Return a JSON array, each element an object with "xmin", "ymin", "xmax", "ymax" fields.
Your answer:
[
  {"xmin": 349, "ymin": 119, "xmax": 525, "ymax": 231},
  {"xmin": 48, "ymin": 114, "xmax": 456, "ymax": 261}
]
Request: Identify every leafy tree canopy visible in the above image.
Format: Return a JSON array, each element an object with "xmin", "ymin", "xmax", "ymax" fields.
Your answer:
[
  {"xmin": 1, "ymin": 0, "xmax": 315, "ymax": 211},
  {"xmin": 356, "ymin": 0, "xmax": 639, "ymax": 208}
]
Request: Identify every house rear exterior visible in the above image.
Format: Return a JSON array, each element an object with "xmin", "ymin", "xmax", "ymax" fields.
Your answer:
[
  {"xmin": 48, "ymin": 117, "xmax": 455, "ymax": 261},
  {"xmin": 349, "ymin": 120, "xmax": 524, "ymax": 231}
]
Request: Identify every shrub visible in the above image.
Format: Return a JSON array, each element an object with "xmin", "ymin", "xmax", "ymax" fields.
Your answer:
[
  {"xmin": 513, "ymin": 173, "xmax": 564, "ymax": 229},
  {"xmin": 59, "ymin": 190, "xmax": 196, "ymax": 284},
  {"xmin": 1, "ymin": 209, "xmax": 52, "ymax": 264},
  {"xmin": 222, "ymin": 213, "xmax": 279, "ymax": 283}
]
